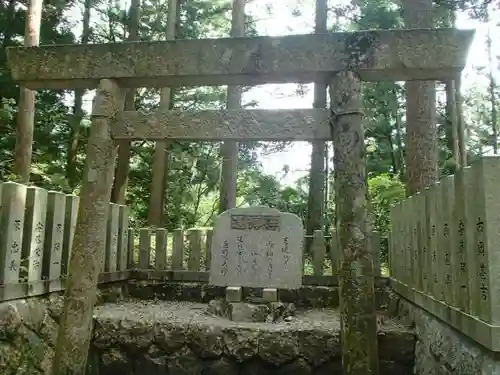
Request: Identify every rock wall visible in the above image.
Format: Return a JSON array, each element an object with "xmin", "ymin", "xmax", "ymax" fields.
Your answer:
[
  {"xmin": 389, "ymin": 291, "xmax": 500, "ymax": 375},
  {"xmin": 0, "ymin": 281, "xmax": 415, "ymax": 375},
  {"xmin": 0, "ymin": 284, "xmax": 126, "ymax": 375},
  {"xmin": 91, "ymin": 300, "xmax": 415, "ymax": 375},
  {"xmin": 0, "ymin": 294, "xmax": 63, "ymax": 375}
]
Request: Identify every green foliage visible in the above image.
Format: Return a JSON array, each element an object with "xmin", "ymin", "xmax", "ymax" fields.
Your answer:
[
  {"xmin": 368, "ymin": 173, "xmax": 406, "ymax": 259},
  {"xmin": 0, "ymin": 0, "xmax": 497, "ymax": 246},
  {"xmin": 1, "ymin": 342, "xmax": 39, "ymax": 375}
]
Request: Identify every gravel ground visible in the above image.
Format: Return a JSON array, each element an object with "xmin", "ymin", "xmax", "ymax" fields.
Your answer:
[{"xmin": 94, "ymin": 300, "xmax": 410, "ymax": 333}]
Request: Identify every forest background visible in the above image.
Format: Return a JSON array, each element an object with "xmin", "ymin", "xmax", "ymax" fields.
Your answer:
[{"xmin": 0, "ymin": 0, "xmax": 498, "ymax": 263}]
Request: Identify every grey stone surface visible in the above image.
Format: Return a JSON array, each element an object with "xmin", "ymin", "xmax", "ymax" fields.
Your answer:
[
  {"xmin": 0, "ymin": 182, "xmax": 27, "ymax": 285},
  {"xmin": 0, "ymin": 290, "xmax": 414, "ymax": 375},
  {"xmin": 7, "ymin": 29, "xmax": 474, "ymax": 90},
  {"xmin": 390, "ymin": 290, "xmax": 500, "ymax": 375},
  {"xmin": 469, "ymin": 156, "xmax": 500, "ymax": 325},
  {"xmin": 125, "ymin": 278, "xmax": 392, "ymax": 309},
  {"xmin": 112, "ymin": 108, "xmax": 331, "ymax": 141},
  {"xmin": 206, "ymin": 299, "xmax": 295, "ymax": 323},
  {"xmin": 209, "ymin": 207, "xmax": 303, "ymax": 289},
  {"xmin": 226, "ymin": 286, "xmax": 242, "ymax": 302}
]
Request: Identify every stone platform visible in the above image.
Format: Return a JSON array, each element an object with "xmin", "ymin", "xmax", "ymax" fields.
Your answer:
[{"xmin": 91, "ymin": 301, "xmax": 415, "ymax": 375}]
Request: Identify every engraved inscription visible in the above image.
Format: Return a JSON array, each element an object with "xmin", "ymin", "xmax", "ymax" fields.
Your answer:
[
  {"xmin": 220, "ymin": 240, "xmax": 229, "ymax": 276},
  {"xmin": 479, "ymin": 262, "xmax": 488, "ymax": 301},
  {"xmin": 265, "ymin": 241, "xmax": 274, "ymax": 280},
  {"xmin": 231, "ymin": 214, "xmax": 280, "ymax": 231},
  {"xmin": 236, "ymin": 235, "xmax": 245, "ymax": 275},
  {"xmin": 282, "ymin": 236, "xmax": 290, "ymax": 268},
  {"xmin": 209, "ymin": 207, "xmax": 303, "ymax": 289}
]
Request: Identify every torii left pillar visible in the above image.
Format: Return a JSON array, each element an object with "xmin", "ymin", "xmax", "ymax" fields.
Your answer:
[
  {"xmin": 330, "ymin": 71, "xmax": 379, "ymax": 375},
  {"xmin": 52, "ymin": 79, "xmax": 124, "ymax": 375}
]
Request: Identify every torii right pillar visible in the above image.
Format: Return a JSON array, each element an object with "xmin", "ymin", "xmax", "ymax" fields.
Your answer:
[{"xmin": 330, "ymin": 71, "xmax": 379, "ymax": 374}]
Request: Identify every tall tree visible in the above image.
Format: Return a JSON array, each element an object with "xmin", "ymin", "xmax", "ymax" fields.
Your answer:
[
  {"xmin": 402, "ymin": 0, "xmax": 438, "ymax": 195},
  {"xmin": 218, "ymin": 0, "xmax": 244, "ymax": 214},
  {"xmin": 485, "ymin": 8, "xmax": 497, "ymax": 154},
  {"xmin": 148, "ymin": 0, "xmax": 178, "ymax": 226},
  {"xmin": 305, "ymin": 0, "xmax": 327, "ymax": 240},
  {"xmin": 111, "ymin": 0, "xmax": 140, "ymax": 204},
  {"xmin": 331, "ymin": 71, "xmax": 379, "ymax": 375},
  {"xmin": 67, "ymin": 0, "xmax": 92, "ymax": 189},
  {"xmin": 13, "ymin": 0, "xmax": 43, "ymax": 182},
  {"xmin": 51, "ymin": 79, "xmax": 124, "ymax": 375}
]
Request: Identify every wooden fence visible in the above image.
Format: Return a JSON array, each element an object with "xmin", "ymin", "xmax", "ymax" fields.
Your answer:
[
  {"xmin": 0, "ymin": 181, "xmax": 382, "ymax": 302},
  {"xmin": 389, "ymin": 156, "xmax": 500, "ymax": 352}
]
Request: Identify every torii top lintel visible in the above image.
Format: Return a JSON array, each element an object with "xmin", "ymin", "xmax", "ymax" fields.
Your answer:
[{"xmin": 6, "ymin": 28, "xmax": 475, "ymax": 90}]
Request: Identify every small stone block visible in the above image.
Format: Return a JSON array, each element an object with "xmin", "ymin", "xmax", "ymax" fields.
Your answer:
[
  {"xmin": 225, "ymin": 286, "xmax": 242, "ymax": 302},
  {"xmin": 262, "ymin": 288, "xmax": 278, "ymax": 302}
]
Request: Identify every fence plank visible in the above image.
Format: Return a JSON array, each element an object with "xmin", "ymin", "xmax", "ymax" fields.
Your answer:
[
  {"xmin": 21, "ymin": 187, "xmax": 48, "ymax": 296},
  {"xmin": 205, "ymin": 229, "xmax": 213, "ymax": 271},
  {"xmin": 171, "ymin": 229, "xmax": 184, "ymax": 270},
  {"xmin": 427, "ymin": 185, "xmax": 439, "ymax": 298},
  {"xmin": 62, "ymin": 195, "xmax": 79, "ymax": 277},
  {"xmin": 453, "ymin": 167, "xmax": 470, "ymax": 314},
  {"xmin": 441, "ymin": 175, "xmax": 455, "ymax": 306},
  {"xmin": 400, "ymin": 198, "xmax": 409, "ymax": 286},
  {"xmin": 117, "ymin": 206, "xmax": 129, "ymax": 271},
  {"xmin": 415, "ymin": 192, "xmax": 425, "ymax": 292},
  {"xmin": 138, "ymin": 228, "xmax": 151, "ymax": 269},
  {"xmin": 370, "ymin": 231, "xmax": 381, "ymax": 277},
  {"xmin": 105, "ymin": 203, "xmax": 120, "ymax": 272},
  {"xmin": 329, "ymin": 230, "xmax": 339, "ymax": 276},
  {"xmin": 399, "ymin": 201, "xmax": 407, "ymax": 285},
  {"xmin": 465, "ymin": 166, "xmax": 480, "ymax": 317},
  {"xmin": 0, "ymin": 182, "xmax": 27, "ymax": 286},
  {"xmin": 390, "ymin": 203, "xmax": 400, "ymax": 281},
  {"xmin": 312, "ymin": 230, "xmax": 325, "ymax": 276},
  {"xmin": 432, "ymin": 182, "xmax": 444, "ymax": 302},
  {"xmin": 155, "ymin": 229, "xmax": 168, "ymax": 270},
  {"xmin": 42, "ymin": 191, "xmax": 65, "ymax": 286},
  {"xmin": 187, "ymin": 229, "xmax": 202, "ymax": 271},
  {"xmin": 127, "ymin": 229, "xmax": 135, "ymax": 268},
  {"xmin": 472, "ymin": 157, "xmax": 500, "ymax": 325}
]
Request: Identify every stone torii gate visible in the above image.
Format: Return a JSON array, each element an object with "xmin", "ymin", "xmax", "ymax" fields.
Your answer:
[{"xmin": 7, "ymin": 28, "xmax": 474, "ymax": 374}]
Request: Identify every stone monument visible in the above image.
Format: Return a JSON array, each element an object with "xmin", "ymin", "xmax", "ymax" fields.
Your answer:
[
  {"xmin": 209, "ymin": 206, "xmax": 303, "ymax": 289},
  {"xmin": 206, "ymin": 206, "xmax": 303, "ymax": 322}
]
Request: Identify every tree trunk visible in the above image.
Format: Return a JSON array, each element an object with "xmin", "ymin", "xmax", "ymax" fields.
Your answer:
[
  {"xmin": 324, "ymin": 141, "xmax": 329, "ymax": 233},
  {"xmin": 306, "ymin": 0, "xmax": 328, "ymax": 249},
  {"xmin": 330, "ymin": 71, "xmax": 379, "ymax": 375},
  {"xmin": 402, "ymin": 0, "xmax": 437, "ymax": 196},
  {"xmin": 110, "ymin": 0, "xmax": 140, "ymax": 204},
  {"xmin": 148, "ymin": 0, "xmax": 178, "ymax": 226},
  {"xmin": 445, "ymin": 80, "xmax": 459, "ymax": 165},
  {"xmin": 51, "ymin": 79, "xmax": 124, "ymax": 375},
  {"xmin": 218, "ymin": 0, "xmax": 244, "ymax": 214},
  {"xmin": 486, "ymin": 17, "xmax": 498, "ymax": 154},
  {"xmin": 456, "ymin": 74, "xmax": 467, "ymax": 166},
  {"xmin": 67, "ymin": 0, "xmax": 92, "ymax": 189},
  {"xmin": 392, "ymin": 90, "xmax": 405, "ymax": 179},
  {"xmin": 3, "ymin": 0, "xmax": 17, "ymax": 46},
  {"xmin": 13, "ymin": 0, "xmax": 43, "ymax": 183}
]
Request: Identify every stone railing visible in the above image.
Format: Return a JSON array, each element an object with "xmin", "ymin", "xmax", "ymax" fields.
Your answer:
[
  {"xmin": 0, "ymin": 181, "xmax": 382, "ymax": 302},
  {"xmin": 0, "ymin": 182, "xmax": 131, "ymax": 302},
  {"xmin": 130, "ymin": 227, "xmax": 381, "ymax": 285},
  {"xmin": 389, "ymin": 156, "xmax": 500, "ymax": 351}
]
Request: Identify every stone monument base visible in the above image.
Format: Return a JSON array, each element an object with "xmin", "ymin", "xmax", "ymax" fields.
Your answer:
[{"xmin": 206, "ymin": 299, "xmax": 296, "ymax": 323}]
